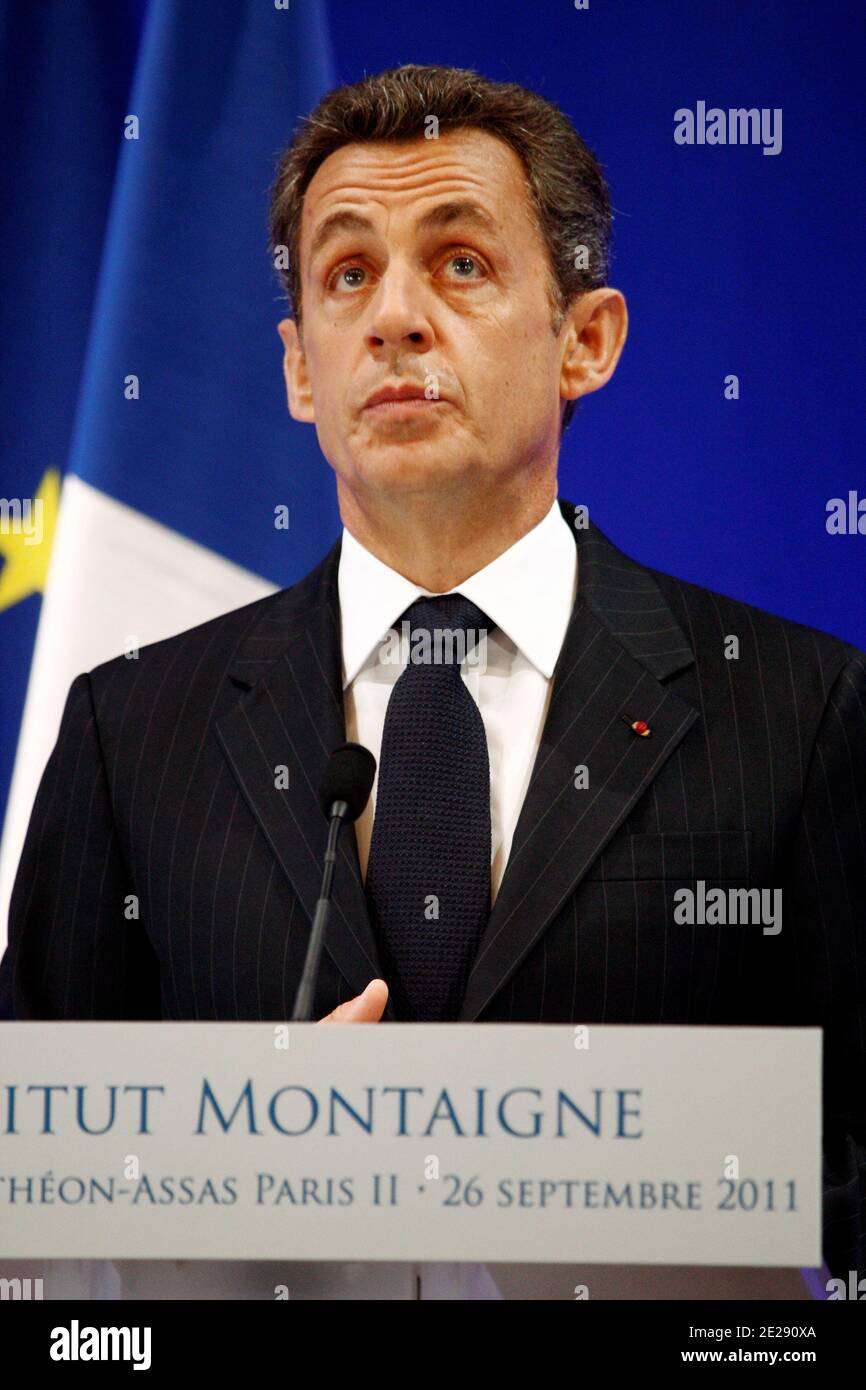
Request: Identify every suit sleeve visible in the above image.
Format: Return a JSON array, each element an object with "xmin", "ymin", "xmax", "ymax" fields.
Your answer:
[
  {"xmin": 0, "ymin": 672, "xmax": 160, "ymax": 1019},
  {"xmin": 785, "ymin": 651, "xmax": 866, "ymax": 1279}
]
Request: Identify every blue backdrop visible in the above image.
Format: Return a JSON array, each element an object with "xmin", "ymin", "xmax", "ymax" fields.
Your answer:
[{"xmin": 1, "ymin": 0, "xmax": 864, "ymax": 835}]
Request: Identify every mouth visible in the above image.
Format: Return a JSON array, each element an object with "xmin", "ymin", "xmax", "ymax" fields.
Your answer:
[
  {"xmin": 364, "ymin": 399, "xmax": 446, "ymax": 420},
  {"xmin": 362, "ymin": 383, "xmax": 450, "ymax": 418}
]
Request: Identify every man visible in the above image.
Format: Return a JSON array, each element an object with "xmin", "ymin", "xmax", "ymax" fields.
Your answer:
[{"xmin": 1, "ymin": 64, "xmax": 864, "ymax": 1291}]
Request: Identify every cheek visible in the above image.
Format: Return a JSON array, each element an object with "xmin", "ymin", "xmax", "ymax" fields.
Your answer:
[
  {"xmin": 305, "ymin": 341, "xmax": 345, "ymax": 411},
  {"xmin": 469, "ymin": 297, "xmax": 557, "ymax": 372},
  {"xmin": 472, "ymin": 328, "xmax": 557, "ymax": 416}
]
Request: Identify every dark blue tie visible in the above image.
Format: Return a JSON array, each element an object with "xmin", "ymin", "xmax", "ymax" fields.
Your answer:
[{"xmin": 364, "ymin": 593, "xmax": 495, "ymax": 1021}]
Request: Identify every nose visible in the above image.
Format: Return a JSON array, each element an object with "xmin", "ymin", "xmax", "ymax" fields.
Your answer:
[{"xmin": 365, "ymin": 260, "xmax": 434, "ymax": 356}]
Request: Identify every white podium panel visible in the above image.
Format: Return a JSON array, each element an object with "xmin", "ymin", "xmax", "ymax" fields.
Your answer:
[{"xmin": 0, "ymin": 1023, "xmax": 821, "ymax": 1267}]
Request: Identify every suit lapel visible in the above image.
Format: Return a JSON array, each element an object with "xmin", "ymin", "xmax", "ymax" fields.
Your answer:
[
  {"xmin": 214, "ymin": 539, "xmax": 397, "ymax": 1020},
  {"xmin": 457, "ymin": 500, "xmax": 700, "ymax": 1020}
]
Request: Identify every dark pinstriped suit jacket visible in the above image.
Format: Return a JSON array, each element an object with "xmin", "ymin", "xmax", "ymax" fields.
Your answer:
[{"xmin": 2, "ymin": 497, "xmax": 865, "ymax": 1279}]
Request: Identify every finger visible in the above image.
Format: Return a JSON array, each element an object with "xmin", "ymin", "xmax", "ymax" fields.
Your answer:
[{"xmin": 317, "ymin": 978, "xmax": 389, "ymax": 1023}]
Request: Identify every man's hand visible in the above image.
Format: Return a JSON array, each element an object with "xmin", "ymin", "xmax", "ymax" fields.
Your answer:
[{"xmin": 317, "ymin": 978, "xmax": 388, "ymax": 1023}]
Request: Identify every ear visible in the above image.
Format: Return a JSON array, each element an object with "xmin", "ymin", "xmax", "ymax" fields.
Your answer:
[
  {"xmin": 559, "ymin": 287, "xmax": 628, "ymax": 406},
  {"xmin": 277, "ymin": 317, "xmax": 315, "ymax": 423}
]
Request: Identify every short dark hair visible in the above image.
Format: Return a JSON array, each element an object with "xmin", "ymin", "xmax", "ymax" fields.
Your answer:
[{"xmin": 268, "ymin": 64, "xmax": 612, "ymax": 431}]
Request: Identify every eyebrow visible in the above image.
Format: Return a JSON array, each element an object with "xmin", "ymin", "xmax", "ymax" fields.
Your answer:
[
  {"xmin": 415, "ymin": 200, "xmax": 501, "ymax": 238},
  {"xmin": 309, "ymin": 210, "xmax": 374, "ymax": 262},
  {"xmin": 308, "ymin": 199, "xmax": 502, "ymax": 263}
]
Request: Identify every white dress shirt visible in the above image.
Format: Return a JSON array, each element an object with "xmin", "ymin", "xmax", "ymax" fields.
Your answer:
[{"xmin": 340, "ymin": 496, "xmax": 578, "ymax": 902}]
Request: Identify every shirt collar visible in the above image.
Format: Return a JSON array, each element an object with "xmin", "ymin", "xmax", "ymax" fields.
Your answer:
[{"xmin": 338, "ymin": 496, "xmax": 577, "ymax": 689}]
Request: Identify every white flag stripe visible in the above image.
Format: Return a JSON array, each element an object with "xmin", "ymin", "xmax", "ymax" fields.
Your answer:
[{"xmin": 0, "ymin": 475, "xmax": 276, "ymax": 950}]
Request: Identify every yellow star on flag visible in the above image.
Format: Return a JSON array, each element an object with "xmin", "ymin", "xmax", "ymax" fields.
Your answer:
[{"xmin": 0, "ymin": 469, "xmax": 61, "ymax": 613}]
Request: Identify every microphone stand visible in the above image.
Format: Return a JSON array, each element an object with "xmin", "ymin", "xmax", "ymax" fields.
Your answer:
[{"xmin": 291, "ymin": 799, "xmax": 349, "ymax": 1021}]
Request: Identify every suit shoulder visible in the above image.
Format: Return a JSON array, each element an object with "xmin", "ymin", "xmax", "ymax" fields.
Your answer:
[
  {"xmin": 84, "ymin": 586, "xmax": 288, "ymax": 708},
  {"xmin": 646, "ymin": 563, "xmax": 865, "ymax": 683}
]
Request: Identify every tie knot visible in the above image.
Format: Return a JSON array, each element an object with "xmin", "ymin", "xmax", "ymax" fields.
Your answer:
[{"xmin": 398, "ymin": 593, "xmax": 495, "ymax": 666}]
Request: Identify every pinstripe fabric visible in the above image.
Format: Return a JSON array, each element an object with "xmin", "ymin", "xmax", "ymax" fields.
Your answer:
[{"xmin": 1, "ymin": 497, "xmax": 864, "ymax": 1278}]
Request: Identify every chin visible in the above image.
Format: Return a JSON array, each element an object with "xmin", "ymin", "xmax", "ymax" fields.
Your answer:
[{"xmin": 353, "ymin": 448, "xmax": 473, "ymax": 492}]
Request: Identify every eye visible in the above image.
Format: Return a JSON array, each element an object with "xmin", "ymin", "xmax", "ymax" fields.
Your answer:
[
  {"xmin": 329, "ymin": 264, "xmax": 368, "ymax": 292},
  {"xmin": 442, "ymin": 253, "xmax": 485, "ymax": 281}
]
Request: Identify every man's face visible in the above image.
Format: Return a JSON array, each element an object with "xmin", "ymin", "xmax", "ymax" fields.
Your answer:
[{"xmin": 281, "ymin": 128, "xmax": 572, "ymax": 501}]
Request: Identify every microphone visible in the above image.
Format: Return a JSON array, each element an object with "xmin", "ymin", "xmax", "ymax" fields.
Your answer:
[
  {"xmin": 317, "ymin": 741, "xmax": 376, "ymax": 825},
  {"xmin": 291, "ymin": 743, "xmax": 376, "ymax": 1021}
]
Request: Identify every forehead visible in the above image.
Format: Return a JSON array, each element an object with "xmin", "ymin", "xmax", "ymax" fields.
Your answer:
[{"xmin": 299, "ymin": 128, "xmax": 536, "ymax": 246}]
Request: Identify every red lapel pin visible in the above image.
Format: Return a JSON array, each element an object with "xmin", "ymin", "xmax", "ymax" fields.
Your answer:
[{"xmin": 621, "ymin": 715, "xmax": 651, "ymax": 737}]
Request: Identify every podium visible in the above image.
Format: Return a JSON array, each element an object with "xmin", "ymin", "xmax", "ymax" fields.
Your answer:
[{"xmin": 0, "ymin": 1022, "xmax": 823, "ymax": 1300}]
